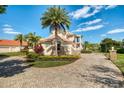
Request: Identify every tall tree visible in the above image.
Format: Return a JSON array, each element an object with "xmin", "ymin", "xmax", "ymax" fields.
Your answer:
[
  {"xmin": 15, "ymin": 34, "xmax": 24, "ymax": 50},
  {"xmin": 100, "ymin": 38, "xmax": 121, "ymax": 52},
  {"xmin": 41, "ymin": 6, "xmax": 71, "ymax": 56},
  {"xmin": 0, "ymin": 5, "xmax": 7, "ymax": 14},
  {"xmin": 122, "ymin": 39, "xmax": 124, "ymax": 48}
]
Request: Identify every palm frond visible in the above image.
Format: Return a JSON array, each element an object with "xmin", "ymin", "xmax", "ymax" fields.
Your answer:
[{"xmin": 41, "ymin": 6, "xmax": 71, "ymax": 33}]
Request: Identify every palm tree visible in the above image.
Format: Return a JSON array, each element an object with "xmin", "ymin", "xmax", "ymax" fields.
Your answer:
[
  {"xmin": 0, "ymin": 5, "xmax": 7, "ymax": 14},
  {"xmin": 24, "ymin": 32, "xmax": 41, "ymax": 48},
  {"xmin": 15, "ymin": 34, "xmax": 24, "ymax": 51},
  {"xmin": 41, "ymin": 6, "xmax": 71, "ymax": 56}
]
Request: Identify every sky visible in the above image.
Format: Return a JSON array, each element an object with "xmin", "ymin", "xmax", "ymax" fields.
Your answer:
[{"xmin": 0, "ymin": 5, "xmax": 124, "ymax": 43}]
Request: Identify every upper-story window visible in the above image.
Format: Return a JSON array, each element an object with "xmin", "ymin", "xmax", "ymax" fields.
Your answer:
[
  {"xmin": 77, "ymin": 37, "xmax": 80, "ymax": 42},
  {"xmin": 73, "ymin": 36, "xmax": 80, "ymax": 43}
]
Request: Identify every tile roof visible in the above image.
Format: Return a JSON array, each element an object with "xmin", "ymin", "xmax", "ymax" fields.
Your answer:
[
  {"xmin": 0, "ymin": 40, "xmax": 28, "ymax": 46},
  {"xmin": 39, "ymin": 34, "xmax": 74, "ymax": 44}
]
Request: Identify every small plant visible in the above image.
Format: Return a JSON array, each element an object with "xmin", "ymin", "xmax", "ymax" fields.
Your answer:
[
  {"xmin": 81, "ymin": 49, "xmax": 92, "ymax": 53},
  {"xmin": 34, "ymin": 44, "xmax": 44, "ymax": 55}
]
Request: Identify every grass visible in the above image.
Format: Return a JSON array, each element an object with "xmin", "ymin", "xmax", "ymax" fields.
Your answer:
[
  {"xmin": 28, "ymin": 61, "xmax": 73, "ymax": 68},
  {"xmin": 26, "ymin": 53, "xmax": 80, "ymax": 68},
  {"xmin": 113, "ymin": 54, "xmax": 124, "ymax": 75},
  {"xmin": 0, "ymin": 52, "xmax": 79, "ymax": 68},
  {"xmin": 0, "ymin": 52, "xmax": 26, "ymax": 57}
]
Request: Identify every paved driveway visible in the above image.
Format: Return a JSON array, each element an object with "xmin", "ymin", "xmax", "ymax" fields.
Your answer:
[{"xmin": 0, "ymin": 53, "xmax": 123, "ymax": 88}]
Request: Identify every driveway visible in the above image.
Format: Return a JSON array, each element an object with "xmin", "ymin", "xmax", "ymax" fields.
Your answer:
[{"xmin": 0, "ymin": 53, "xmax": 123, "ymax": 88}]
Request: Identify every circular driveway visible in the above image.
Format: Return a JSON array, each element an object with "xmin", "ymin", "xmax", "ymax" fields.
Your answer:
[{"xmin": 0, "ymin": 53, "xmax": 123, "ymax": 88}]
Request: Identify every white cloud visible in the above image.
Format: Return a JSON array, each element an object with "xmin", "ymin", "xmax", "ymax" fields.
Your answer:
[
  {"xmin": 83, "ymin": 6, "xmax": 104, "ymax": 18},
  {"xmin": 3, "ymin": 24, "xmax": 12, "ymax": 28},
  {"xmin": 2, "ymin": 24, "xmax": 21, "ymax": 35},
  {"xmin": 69, "ymin": 6, "xmax": 90, "ymax": 19},
  {"xmin": 78, "ymin": 19, "xmax": 102, "ymax": 26},
  {"xmin": 3, "ymin": 27, "xmax": 21, "ymax": 35},
  {"xmin": 105, "ymin": 5, "xmax": 118, "ymax": 10},
  {"xmin": 4, "ymin": 30, "xmax": 21, "ymax": 34},
  {"xmin": 73, "ymin": 25, "xmax": 104, "ymax": 32},
  {"xmin": 70, "ymin": 5, "xmax": 118, "ymax": 19},
  {"xmin": 107, "ymin": 29, "xmax": 124, "ymax": 34},
  {"xmin": 69, "ymin": 5, "xmax": 104, "ymax": 19}
]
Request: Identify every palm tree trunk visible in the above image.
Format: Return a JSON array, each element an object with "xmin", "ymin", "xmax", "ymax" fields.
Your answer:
[{"xmin": 55, "ymin": 28, "xmax": 58, "ymax": 56}]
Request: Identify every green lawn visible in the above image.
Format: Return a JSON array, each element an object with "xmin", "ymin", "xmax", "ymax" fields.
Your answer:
[
  {"xmin": 0, "ymin": 52, "xmax": 26, "ymax": 57},
  {"xmin": 114, "ymin": 54, "xmax": 124, "ymax": 75},
  {"xmin": 29, "ymin": 61, "xmax": 73, "ymax": 68},
  {"xmin": 26, "ymin": 53, "xmax": 80, "ymax": 68},
  {"xmin": 0, "ymin": 52, "xmax": 79, "ymax": 68}
]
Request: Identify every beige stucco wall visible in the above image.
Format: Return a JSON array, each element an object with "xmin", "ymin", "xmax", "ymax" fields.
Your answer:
[
  {"xmin": 0, "ymin": 46, "xmax": 20, "ymax": 53},
  {"xmin": 42, "ymin": 43, "xmax": 82, "ymax": 56}
]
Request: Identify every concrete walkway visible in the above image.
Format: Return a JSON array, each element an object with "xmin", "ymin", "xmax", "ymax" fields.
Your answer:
[{"xmin": 0, "ymin": 53, "xmax": 123, "ymax": 88}]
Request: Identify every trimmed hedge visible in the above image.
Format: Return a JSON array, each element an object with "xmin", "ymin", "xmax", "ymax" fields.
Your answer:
[
  {"xmin": 117, "ymin": 48, "xmax": 124, "ymax": 54},
  {"xmin": 27, "ymin": 53, "xmax": 80, "ymax": 62},
  {"xmin": 81, "ymin": 49, "xmax": 92, "ymax": 53}
]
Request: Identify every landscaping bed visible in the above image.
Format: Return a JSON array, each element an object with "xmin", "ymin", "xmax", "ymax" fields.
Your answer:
[{"xmin": 26, "ymin": 53, "xmax": 80, "ymax": 68}]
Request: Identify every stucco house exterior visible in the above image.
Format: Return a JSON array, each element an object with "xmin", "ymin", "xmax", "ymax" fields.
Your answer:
[
  {"xmin": 0, "ymin": 40, "xmax": 27, "ymax": 53},
  {"xmin": 39, "ymin": 31, "xmax": 83, "ymax": 55}
]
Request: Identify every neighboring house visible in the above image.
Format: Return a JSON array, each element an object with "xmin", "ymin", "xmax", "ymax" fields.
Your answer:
[
  {"xmin": 0, "ymin": 40, "xmax": 27, "ymax": 53},
  {"xmin": 39, "ymin": 31, "xmax": 83, "ymax": 55}
]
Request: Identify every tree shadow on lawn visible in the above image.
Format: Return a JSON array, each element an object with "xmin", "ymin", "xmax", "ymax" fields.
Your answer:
[
  {"xmin": 0, "ymin": 59, "xmax": 31, "ymax": 77},
  {"xmin": 92, "ymin": 65, "xmax": 124, "ymax": 87}
]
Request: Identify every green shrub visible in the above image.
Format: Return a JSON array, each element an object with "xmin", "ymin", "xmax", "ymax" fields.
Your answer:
[
  {"xmin": 81, "ymin": 49, "xmax": 92, "ymax": 53},
  {"xmin": 27, "ymin": 53, "xmax": 80, "ymax": 62},
  {"xmin": 38, "ymin": 55, "xmax": 80, "ymax": 61},
  {"xmin": 117, "ymin": 48, "xmax": 124, "ymax": 54},
  {"xmin": 27, "ymin": 52, "xmax": 39, "ymax": 59}
]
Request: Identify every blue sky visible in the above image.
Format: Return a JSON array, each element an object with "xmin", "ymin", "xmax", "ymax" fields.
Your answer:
[{"xmin": 0, "ymin": 5, "xmax": 124, "ymax": 43}]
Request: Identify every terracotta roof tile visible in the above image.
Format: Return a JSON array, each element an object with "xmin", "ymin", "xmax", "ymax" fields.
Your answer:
[{"xmin": 0, "ymin": 40, "xmax": 28, "ymax": 46}]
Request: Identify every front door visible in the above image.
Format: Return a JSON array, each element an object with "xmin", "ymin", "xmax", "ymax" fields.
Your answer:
[{"xmin": 57, "ymin": 41, "xmax": 61, "ymax": 55}]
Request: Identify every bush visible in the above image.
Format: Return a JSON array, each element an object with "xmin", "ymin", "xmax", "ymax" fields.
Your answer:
[
  {"xmin": 34, "ymin": 44, "xmax": 44, "ymax": 54},
  {"xmin": 27, "ymin": 52, "xmax": 39, "ymax": 59},
  {"xmin": 81, "ymin": 49, "xmax": 92, "ymax": 53},
  {"xmin": 38, "ymin": 55, "xmax": 80, "ymax": 61},
  {"xmin": 117, "ymin": 48, "xmax": 124, "ymax": 54},
  {"xmin": 27, "ymin": 53, "xmax": 80, "ymax": 62}
]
